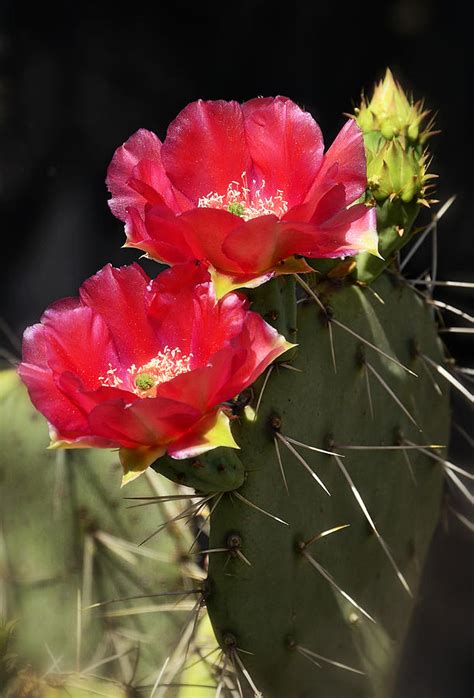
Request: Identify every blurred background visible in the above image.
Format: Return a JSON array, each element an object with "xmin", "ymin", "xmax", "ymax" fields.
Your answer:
[{"xmin": 0, "ymin": 1, "xmax": 472, "ymax": 695}]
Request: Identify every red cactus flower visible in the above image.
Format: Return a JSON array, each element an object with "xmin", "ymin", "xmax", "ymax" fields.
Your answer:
[
  {"xmin": 107, "ymin": 97, "xmax": 378, "ymax": 296},
  {"xmin": 18, "ymin": 263, "xmax": 292, "ymax": 484}
]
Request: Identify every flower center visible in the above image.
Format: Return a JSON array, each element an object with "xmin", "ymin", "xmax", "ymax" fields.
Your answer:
[
  {"xmin": 198, "ymin": 172, "xmax": 288, "ymax": 220},
  {"xmin": 134, "ymin": 372, "xmax": 156, "ymax": 392},
  {"xmin": 98, "ymin": 346, "xmax": 193, "ymax": 398}
]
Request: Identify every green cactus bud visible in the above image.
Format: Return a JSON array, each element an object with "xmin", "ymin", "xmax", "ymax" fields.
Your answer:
[
  {"xmin": 353, "ymin": 70, "xmax": 438, "ymax": 283},
  {"xmin": 355, "ymin": 68, "xmax": 433, "ymax": 146},
  {"xmin": 367, "ymin": 140, "xmax": 427, "ymax": 204}
]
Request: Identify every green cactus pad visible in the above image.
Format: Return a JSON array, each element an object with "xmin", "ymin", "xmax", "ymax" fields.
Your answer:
[
  {"xmin": 0, "ymin": 372, "xmax": 189, "ymax": 686},
  {"xmin": 206, "ymin": 273, "xmax": 450, "ymax": 697}
]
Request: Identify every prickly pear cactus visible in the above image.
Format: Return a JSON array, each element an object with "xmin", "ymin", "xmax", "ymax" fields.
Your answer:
[
  {"xmin": 0, "ymin": 370, "xmax": 199, "ymax": 695},
  {"xmin": 150, "ymin": 71, "xmax": 455, "ymax": 696},
  {"xmin": 204, "ymin": 273, "xmax": 450, "ymax": 697},
  {"xmin": 3, "ymin": 70, "xmax": 469, "ymax": 698}
]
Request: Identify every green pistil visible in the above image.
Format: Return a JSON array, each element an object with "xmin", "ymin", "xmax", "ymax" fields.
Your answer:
[
  {"xmin": 135, "ymin": 373, "xmax": 156, "ymax": 391},
  {"xmin": 227, "ymin": 202, "xmax": 246, "ymax": 217}
]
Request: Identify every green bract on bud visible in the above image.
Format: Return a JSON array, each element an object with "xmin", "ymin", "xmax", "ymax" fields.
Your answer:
[
  {"xmin": 366, "ymin": 139, "xmax": 435, "ymax": 205},
  {"xmin": 355, "ymin": 68, "xmax": 436, "ymax": 146}
]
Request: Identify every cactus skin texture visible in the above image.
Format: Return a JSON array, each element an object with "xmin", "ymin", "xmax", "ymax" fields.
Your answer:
[
  {"xmin": 205, "ymin": 273, "xmax": 450, "ymax": 697},
  {"xmin": 0, "ymin": 371, "xmax": 191, "ymax": 694}
]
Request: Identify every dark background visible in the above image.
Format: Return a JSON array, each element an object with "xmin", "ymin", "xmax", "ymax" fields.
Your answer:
[{"xmin": 0, "ymin": 1, "xmax": 472, "ymax": 695}]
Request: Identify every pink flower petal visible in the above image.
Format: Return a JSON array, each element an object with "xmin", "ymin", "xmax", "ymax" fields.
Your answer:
[
  {"xmin": 106, "ymin": 129, "xmax": 189, "ymax": 221},
  {"xmin": 243, "ymin": 96, "xmax": 324, "ymax": 207},
  {"xmin": 148, "ymin": 261, "xmax": 248, "ymax": 363},
  {"xmin": 222, "ymin": 215, "xmax": 317, "ymax": 274},
  {"xmin": 88, "ymin": 395, "xmax": 202, "ymax": 449},
  {"xmin": 305, "ymin": 119, "xmax": 367, "ymax": 211},
  {"xmin": 303, "ymin": 204, "xmax": 379, "ymax": 258},
  {"xmin": 124, "ymin": 206, "xmax": 196, "ymax": 264},
  {"xmin": 19, "ymin": 324, "xmax": 93, "ymax": 440},
  {"xmin": 79, "ymin": 263, "xmax": 157, "ymax": 366},
  {"xmin": 41, "ymin": 307, "xmax": 120, "ymax": 391},
  {"xmin": 161, "ymin": 100, "xmax": 252, "ymax": 203}
]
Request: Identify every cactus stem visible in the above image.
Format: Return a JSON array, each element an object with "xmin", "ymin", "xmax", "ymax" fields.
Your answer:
[
  {"xmin": 296, "ymin": 644, "xmax": 365, "ymax": 676},
  {"xmin": 332, "ymin": 454, "xmax": 413, "ymax": 596},
  {"xmin": 275, "ymin": 433, "xmax": 331, "ymax": 495},
  {"xmin": 300, "ymin": 548, "xmax": 376, "ymax": 623},
  {"xmin": 232, "ymin": 491, "xmax": 289, "ymax": 527},
  {"xmin": 273, "ymin": 435, "xmax": 289, "ymax": 494},
  {"xmin": 421, "ymin": 354, "xmax": 474, "ymax": 404},
  {"xmin": 254, "ymin": 365, "xmax": 274, "ymax": 416},
  {"xmin": 365, "ymin": 361, "xmax": 420, "ymax": 429}
]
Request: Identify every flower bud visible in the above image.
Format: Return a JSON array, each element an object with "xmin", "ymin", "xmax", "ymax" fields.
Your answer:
[
  {"xmin": 355, "ymin": 68, "xmax": 435, "ymax": 146},
  {"xmin": 353, "ymin": 70, "xmax": 439, "ymax": 284},
  {"xmin": 366, "ymin": 139, "xmax": 433, "ymax": 205}
]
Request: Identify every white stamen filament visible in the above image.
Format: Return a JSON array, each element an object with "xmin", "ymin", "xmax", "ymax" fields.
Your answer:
[
  {"xmin": 98, "ymin": 346, "xmax": 193, "ymax": 397},
  {"xmin": 198, "ymin": 171, "xmax": 288, "ymax": 220}
]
